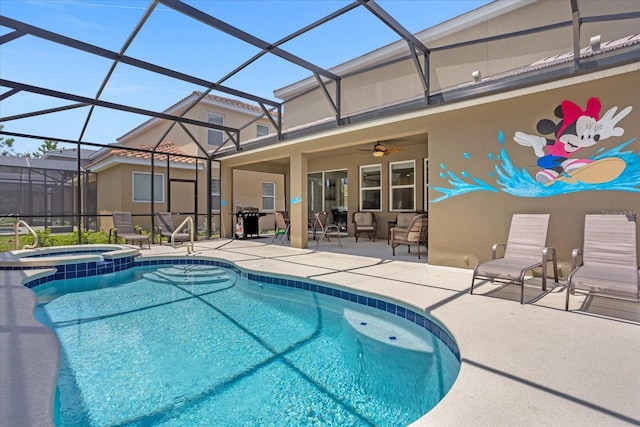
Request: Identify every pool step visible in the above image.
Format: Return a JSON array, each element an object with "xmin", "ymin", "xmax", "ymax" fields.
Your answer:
[{"xmin": 143, "ymin": 265, "xmax": 230, "ymax": 285}]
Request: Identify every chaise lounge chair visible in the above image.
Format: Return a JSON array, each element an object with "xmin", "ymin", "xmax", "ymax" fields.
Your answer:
[
  {"xmin": 390, "ymin": 213, "xmax": 428, "ymax": 259},
  {"xmin": 155, "ymin": 212, "xmax": 191, "ymax": 245},
  {"xmin": 565, "ymin": 214, "xmax": 639, "ymax": 310},
  {"xmin": 470, "ymin": 213, "xmax": 558, "ymax": 304},
  {"xmin": 112, "ymin": 211, "xmax": 150, "ymax": 249}
]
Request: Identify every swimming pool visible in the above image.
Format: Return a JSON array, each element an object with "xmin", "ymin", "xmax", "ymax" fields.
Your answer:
[{"xmin": 33, "ymin": 260, "xmax": 460, "ymax": 426}]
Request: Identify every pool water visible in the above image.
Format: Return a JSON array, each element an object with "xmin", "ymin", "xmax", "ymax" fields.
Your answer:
[{"xmin": 34, "ymin": 265, "xmax": 460, "ymax": 427}]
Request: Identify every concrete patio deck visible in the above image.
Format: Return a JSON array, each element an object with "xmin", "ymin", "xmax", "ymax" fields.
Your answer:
[{"xmin": 2, "ymin": 237, "xmax": 639, "ymax": 426}]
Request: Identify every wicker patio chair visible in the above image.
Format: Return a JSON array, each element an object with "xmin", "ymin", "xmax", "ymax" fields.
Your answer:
[
  {"xmin": 470, "ymin": 213, "xmax": 558, "ymax": 304},
  {"xmin": 352, "ymin": 211, "xmax": 377, "ymax": 242},
  {"xmin": 390, "ymin": 213, "xmax": 428, "ymax": 259}
]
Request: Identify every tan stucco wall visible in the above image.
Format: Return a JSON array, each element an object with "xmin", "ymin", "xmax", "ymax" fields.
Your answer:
[
  {"xmin": 96, "ymin": 163, "xmax": 211, "ymax": 232},
  {"xmin": 232, "ymin": 170, "xmax": 285, "ymax": 212},
  {"xmin": 426, "ymin": 70, "xmax": 639, "ymax": 275}
]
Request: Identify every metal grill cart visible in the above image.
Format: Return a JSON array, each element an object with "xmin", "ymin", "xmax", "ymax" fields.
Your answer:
[
  {"xmin": 331, "ymin": 207, "xmax": 348, "ymax": 232},
  {"xmin": 233, "ymin": 206, "xmax": 266, "ymax": 239}
]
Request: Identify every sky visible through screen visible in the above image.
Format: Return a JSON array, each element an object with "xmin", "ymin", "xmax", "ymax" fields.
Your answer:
[{"xmin": 0, "ymin": 0, "xmax": 491, "ymax": 153}]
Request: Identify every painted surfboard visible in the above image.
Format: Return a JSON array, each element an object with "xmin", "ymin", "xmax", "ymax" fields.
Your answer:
[{"xmin": 544, "ymin": 157, "xmax": 626, "ymax": 186}]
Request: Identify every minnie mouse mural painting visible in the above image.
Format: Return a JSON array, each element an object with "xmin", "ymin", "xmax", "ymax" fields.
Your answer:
[{"xmin": 514, "ymin": 97, "xmax": 632, "ymax": 185}]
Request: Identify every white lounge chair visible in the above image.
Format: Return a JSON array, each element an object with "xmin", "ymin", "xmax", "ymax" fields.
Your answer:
[
  {"xmin": 470, "ymin": 213, "xmax": 558, "ymax": 304},
  {"xmin": 565, "ymin": 214, "xmax": 639, "ymax": 310}
]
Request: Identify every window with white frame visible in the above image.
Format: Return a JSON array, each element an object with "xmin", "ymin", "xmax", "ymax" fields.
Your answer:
[
  {"xmin": 211, "ymin": 177, "xmax": 221, "ymax": 212},
  {"xmin": 207, "ymin": 112, "xmax": 224, "ymax": 146},
  {"xmin": 360, "ymin": 164, "xmax": 381, "ymax": 211},
  {"xmin": 257, "ymin": 123, "xmax": 270, "ymax": 137},
  {"xmin": 132, "ymin": 172, "xmax": 164, "ymax": 202},
  {"xmin": 424, "ymin": 158, "xmax": 429, "ymax": 211},
  {"xmin": 389, "ymin": 160, "xmax": 415, "ymax": 211},
  {"xmin": 262, "ymin": 181, "xmax": 276, "ymax": 211}
]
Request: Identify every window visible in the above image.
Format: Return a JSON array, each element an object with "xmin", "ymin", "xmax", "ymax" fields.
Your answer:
[
  {"xmin": 132, "ymin": 172, "xmax": 164, "ymax": 202},
  {"xmin": 207, "ymin": 113, "xmax": 224, "ymax": 146},
  {"xmin": 257, "ymin": 123, "xmax": 270, "ymax": 137},
  {"xmin": 389, "ymin": 160, "xmax": 415, "ymax": 211},
  {"xmin": 424, "ymin": 158, "xmax": 429, "ymax": 211},
  {"xmin": 211, "ymin": 177, "xmax": 220, "ymax": 212},
  {"xmin": 360, "ymin": 164, "xmax": 381, "ymax": 211},
  {"xmin": 262, "ymin": 181, "xmax": 275, "ymax": 211}
]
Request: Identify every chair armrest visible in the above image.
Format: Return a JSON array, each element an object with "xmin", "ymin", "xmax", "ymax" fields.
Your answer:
[
  {"xmin": 491, "ymin": 243, "xmax": 506, "ymax": 260},
  {"xmin": 571, "ymin": 248, "xmax": 583, "ymax": 271},
  {"xmin": 543, "ymin": 246, "xmax": 556, "ymax": 261}
]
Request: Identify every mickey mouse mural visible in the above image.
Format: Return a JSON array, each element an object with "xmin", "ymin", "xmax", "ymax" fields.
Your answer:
[
  {"xmin": 514, "ymin": 97, "xmax": 632, "ymax": 185},
  {"xmin": 431, "ymin": 97, "xmax": 638, "ymax": 202}
]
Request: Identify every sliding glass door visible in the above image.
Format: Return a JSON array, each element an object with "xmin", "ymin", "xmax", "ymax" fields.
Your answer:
[{"xmin": 307, "ymin": 169, "xmax": 348, "ymax": 228}]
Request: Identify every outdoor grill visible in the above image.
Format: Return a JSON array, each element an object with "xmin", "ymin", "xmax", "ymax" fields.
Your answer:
[{"xmin": 233, "ymin": 206, "xmax": 265, "ymax": 239}]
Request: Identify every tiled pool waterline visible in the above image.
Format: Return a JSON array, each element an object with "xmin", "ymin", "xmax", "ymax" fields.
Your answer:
[{"xmin": 1, "ymin": 239, "xmax": 639, "ymax": 427}]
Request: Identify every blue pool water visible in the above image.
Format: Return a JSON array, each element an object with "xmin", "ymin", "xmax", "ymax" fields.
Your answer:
[{"xmin": 34, "ymin": 264, "xmax": 460, "ymax": 427}]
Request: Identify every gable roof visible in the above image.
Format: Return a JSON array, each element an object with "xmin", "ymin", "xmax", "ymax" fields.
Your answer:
[{"xmin": 117, "ymin": 91, "xmax": 277, "ymax": 144}]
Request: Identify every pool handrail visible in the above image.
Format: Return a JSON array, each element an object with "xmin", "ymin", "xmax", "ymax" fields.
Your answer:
[
  {"xmin": 14, "ymin": 220, "xmax": 38, "ymax": 250},
  {"xmin": 172, "ymin": 216, "xmax": 195, "ymax": 254}
]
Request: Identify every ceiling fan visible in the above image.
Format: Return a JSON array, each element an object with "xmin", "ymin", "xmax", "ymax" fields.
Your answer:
[{"xmin": 360, "ymin": 142, "xmax": 402, "ymax": 157}]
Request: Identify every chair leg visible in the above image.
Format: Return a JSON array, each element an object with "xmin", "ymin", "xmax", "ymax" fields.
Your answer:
[{"xmin": 519, "ymin": 272, "xmax": 527, "ymax": 304}]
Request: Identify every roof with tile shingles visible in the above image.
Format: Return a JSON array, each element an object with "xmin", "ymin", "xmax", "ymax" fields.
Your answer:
[{"xmin": 86, "ymin": 141, "xmax": 197, "ymax": 170}]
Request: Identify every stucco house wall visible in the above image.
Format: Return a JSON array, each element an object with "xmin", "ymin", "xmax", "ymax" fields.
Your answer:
[
  {"xmin": 95, "ymin": 161, "xmax": 204, "ymax": 233},
  {"xmin": 426, "ymin": 69, "xmax": 639, "ymax": 273}
]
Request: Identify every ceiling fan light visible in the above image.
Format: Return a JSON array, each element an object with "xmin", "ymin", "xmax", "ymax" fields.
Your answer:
[
  {"xmin": 373, "ymin": 151, "xmax": 385, "ymax": 157},
  {"xmin": 374, "ymin": 142, "xmax": 385, "ymax": 152}
]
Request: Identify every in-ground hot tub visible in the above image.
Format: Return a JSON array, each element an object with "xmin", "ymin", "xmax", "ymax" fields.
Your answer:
[{"xmin": 0, "ymin": 244, "xmax": 140, "ymax": 276}]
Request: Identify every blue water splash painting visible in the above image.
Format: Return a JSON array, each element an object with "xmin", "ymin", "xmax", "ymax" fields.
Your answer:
[{"xmin": 432, "ymin": 131, "xmax": 640, "ymax": 202}]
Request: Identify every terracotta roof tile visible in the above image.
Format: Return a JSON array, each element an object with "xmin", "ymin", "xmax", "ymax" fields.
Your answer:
[{"xmin": 89, "ymin": 141, "xmax": 197, "ymax": 169}]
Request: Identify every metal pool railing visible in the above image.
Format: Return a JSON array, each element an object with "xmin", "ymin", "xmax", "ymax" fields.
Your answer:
[{"xmin": 14, "ymin": 220, "xmax": 38, "ymax": 250}]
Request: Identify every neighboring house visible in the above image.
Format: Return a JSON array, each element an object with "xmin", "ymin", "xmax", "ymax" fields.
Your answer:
[
  {"xmin": 213, "ymin": 0, "xmax": 640, "ymax": 272},
  {"xmin": 0, "ymin": 149, "xmax": 98, "ymax": 231},
  {"xmin": 87, "ymin": 91, "xmax": 285, "ymax": 233}
]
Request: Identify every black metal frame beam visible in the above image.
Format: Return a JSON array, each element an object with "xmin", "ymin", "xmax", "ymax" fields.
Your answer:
[
  {"xmin": 158, "ymin": 0, "xmax": 340, "ymax": 82},
  {"xmin": 0, "ymin": 79, "xmax": 239, "ymax": 140},
  {"xmin": 0, "ymin": 15, "xmax": 280, "ymax": 110},
  {"xmin": 357, "ymin": 0, "xmax": 430, "ymax": 97}
]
